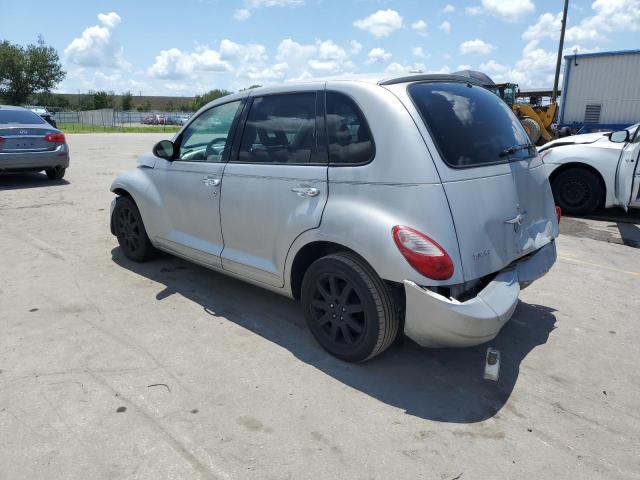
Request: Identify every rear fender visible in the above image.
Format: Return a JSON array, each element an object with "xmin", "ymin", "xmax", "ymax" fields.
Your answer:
[{"xmin": 283, "ymin": 183, "xmax": 464, "ymax": 294}]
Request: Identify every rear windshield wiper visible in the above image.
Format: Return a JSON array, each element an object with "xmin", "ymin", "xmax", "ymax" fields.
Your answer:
[{"xmin": 499, "ymin": 143, "xmax": 535, "ymax": 157}]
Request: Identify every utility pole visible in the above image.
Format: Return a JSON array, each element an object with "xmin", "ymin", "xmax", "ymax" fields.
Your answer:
[{"xmin": 552, "ymin": 0, "xmax": 569, "ymax": 103}]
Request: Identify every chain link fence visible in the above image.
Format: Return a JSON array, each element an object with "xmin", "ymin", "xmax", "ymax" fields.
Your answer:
[{"xmin": 54, "ymin": 109, "xmax": 194, "ymax": 132}]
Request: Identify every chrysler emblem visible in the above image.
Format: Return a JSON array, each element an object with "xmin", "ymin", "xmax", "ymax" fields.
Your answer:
[
  {"xmin": 19, "ymin": 129, "xmax": 28, "ymax": 135},
  {"xmin": 505, "ymin": 205, "xmax": 527, "ymax": 227}
]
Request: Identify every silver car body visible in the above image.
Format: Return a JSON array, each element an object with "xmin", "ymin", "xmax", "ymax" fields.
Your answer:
[
  {"xmin": 0, "ymin": 105, "xmax": 69, "ymax": 173},
  {"xmin": 111, "ymin": 75, "xmax": 559, "ymax": 348},
  {"xmin": 539, "ymin": 124, "xmax": 640, "ymax": 211}
]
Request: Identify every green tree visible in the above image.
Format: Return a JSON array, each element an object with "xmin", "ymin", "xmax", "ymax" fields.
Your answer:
[
  {"xmin": 191, "ymin": 89, "xmax": 232, "ymax": 110},
  {"xmin": 93, "ymin": 90, "xmax": 115, "ymax": 109},
  {"xmin": 78, "ymin": 92, "xmax": 95, "ymax": 110},
  {"xmin": 0, "ymin": 36, "xmax": 65, "ymax": 104},
  {"xmin": 31, "ymin": 92, "xmax": 70, "ymax": 109},
  {"xmin": 121, "ymin": 91, "xmax": 133, "ymax": 111}
]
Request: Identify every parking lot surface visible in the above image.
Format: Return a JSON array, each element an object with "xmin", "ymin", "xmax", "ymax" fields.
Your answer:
[{"xmin": 1, "ymin": 134, "xmax": 639, "ymax": 479}]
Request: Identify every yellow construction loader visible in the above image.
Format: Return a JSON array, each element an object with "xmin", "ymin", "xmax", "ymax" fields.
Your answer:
[{"xmin": 486, "ymin": 83, "xmax": 558, "ymax": 145}]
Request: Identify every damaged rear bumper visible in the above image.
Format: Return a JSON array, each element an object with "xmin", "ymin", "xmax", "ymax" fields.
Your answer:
[{"xmin": 403, "ymin": 240, "xmax": 557, "ymax": 348}]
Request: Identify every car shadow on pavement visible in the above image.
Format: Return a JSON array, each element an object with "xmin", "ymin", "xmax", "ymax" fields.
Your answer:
[
  {"xmin": 112, "ymin": 247, "xmax": 557, "ymax": 424},
  {"xmin": 0, "ymin": 172, "xmax": 70, "ymax": 190}
]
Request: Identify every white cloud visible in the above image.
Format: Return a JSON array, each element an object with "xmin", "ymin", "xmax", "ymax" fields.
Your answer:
[
  {"xmin": 456, "ymin": 64, "xmax": 472, "ymax": 71},
  {"xmin": 411, "ymin": 19, "xmax": 428, "ymax": 36},
  {"xmin": 350, "ymin": 40, "xmax": 363, "ymax": 54},
  {"xmin": 354, "ymin": 9, "xmax": 403, "ymax": 37},
  {"xmin": 479, "ymin": 59, "xmax": 509, "ymax": 74},
  {"xmin": 465, "ymin": 0, "xmax": 535, "ymax": 21},
  {"xmin": 64, "ymin": 12, "xmax": 130, "ymax": 70},
  {"xmin": 459, "ymin": 39, "xmax": 495, "ymax": 55},
  {"xmin": 481, "ymin": 0, "xmax": 535, "ymax": 21},
  {"xmin": 439, "ymin": 20, "xmax": 452, "ymax": 33},
  {"xmin": 246, "ymin": 0, "xmax": 303, "ymax": 6},
  {"xmin": 566, "ymin": 0, "xmax": 640, "ymax": 43},
  {"xmin": 412, "ymin": 47, "xmax": 425, "ymax": 58},
  {"xmin": 367, "ymin": 48, "xmax": 391, "ymax": 63},
  {"xmin": 443, "ymin": 4, "xmax": 455, "ymax": 13},
  {"xmin": 233, "ymin": 9, "xmax": 251, "ymax": 21},
  {"xmin": 522, "ymin": 12, "xmax": 561, "ymax": 42},
  {"xmin": 275, "ymin": 38, "xmax": 355, "ymax": 77},
  {"xmin": 276, "ymin": 38, "xmax": 316, "ymax": 62},
  {"xmin": 97, "ymin": 12, "xmax": 121, "ymax": 28}
]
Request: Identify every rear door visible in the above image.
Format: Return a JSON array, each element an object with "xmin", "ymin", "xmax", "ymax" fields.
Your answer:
[
  {"xmin": 219, "ymin": 87, "xmax": 328, "ymax": 287},
  {"xmin": 615, "ymin": 124, "xmax": 640, "ymax": 210},
  {"xmin": 402, "ymin": 81, "xmax": 558, "ymax": 282}
]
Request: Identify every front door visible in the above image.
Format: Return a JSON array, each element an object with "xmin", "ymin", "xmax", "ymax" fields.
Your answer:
[
  {"xmin": 220, "ymin": 89, "xmax": 328, "ymax": 286},
  {"xmin": 615, "ymin": 124, "xmax": 640, "ymax": 210},
  {"xmin": 152, "ymin": 100, "xmax": 243, "ymax": 267}
]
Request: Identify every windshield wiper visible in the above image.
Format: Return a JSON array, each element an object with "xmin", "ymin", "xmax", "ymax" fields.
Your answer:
[{"xmin": 499, "ymin": 143, "xmax": 535, "ymax": 157}]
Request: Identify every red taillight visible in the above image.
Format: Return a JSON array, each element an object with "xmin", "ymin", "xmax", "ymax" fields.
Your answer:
[
  {"xmin": 556, "ymin": 206, "xmax": 562, "ymax": 225},
  {"xmin": 392, "ymin": 225, "xmax": 454, "ymax": 280},
  {"xmin": 0, "ymin": 136, "xmax": 4, "ymax": 144},
  {"xmin": 44, "ymin": 133, "xmax": 65, "ymax": 143}
]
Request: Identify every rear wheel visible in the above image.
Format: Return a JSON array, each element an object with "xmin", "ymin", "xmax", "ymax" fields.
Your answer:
[
  {"xmin": 112, "ymin": 196, "xmax": 155, "ymax": 262},
  {"xmin": 45, "ymin": 166, "xmax": 66, "ymax": 180},
  {"xmin": 301, "ymin": 252, "xmax": 400, "ymax": 362},
  {"xmin": 551, "ymin": 167, "xmax": 603, "ymax": 215}
]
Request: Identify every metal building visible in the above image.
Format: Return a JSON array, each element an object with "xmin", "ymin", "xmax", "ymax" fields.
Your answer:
[{"xmin": 558, "ymin": 50, "xmax": 640, "ymax": 132}]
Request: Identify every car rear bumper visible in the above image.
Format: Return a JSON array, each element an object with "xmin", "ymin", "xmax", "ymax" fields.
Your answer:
[
  {"xmin": 0, "ymin": 145, "xmax": 69, "ymax": 171},
  {"xmin": 403, "ymin": 240, "xmax": 557, "ymax": 348}
]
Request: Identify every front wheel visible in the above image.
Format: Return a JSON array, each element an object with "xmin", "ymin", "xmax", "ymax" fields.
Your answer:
[
  {"xmin": 111, "ymin": 196, "xmax": 156, "ymax": 262},
  {"xmin": 551, "ymin": 167, "xmax": 603, "ymax": 215},
  {"xmin": 301, "ymin": 252, "xmax": 400, "ymax": 362}
]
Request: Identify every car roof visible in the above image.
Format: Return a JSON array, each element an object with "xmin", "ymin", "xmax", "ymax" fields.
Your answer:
[
  {"xmin": 242, "ymin": 73, "xmax": 484, "ymax": 97},
  {"xmin": 0, "ymin": 105, "xmax": 31, "ymax": 111}
]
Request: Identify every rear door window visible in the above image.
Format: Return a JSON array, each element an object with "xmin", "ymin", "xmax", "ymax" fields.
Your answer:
[
  {"xmin": 237, "ymin": 92, "xmax": 319, "ymax": 164},
  {"xmin": 408, "ymin": 82, "xmax": 534, "ymax": 168},
  {"xmin": 326, "ymin": 92, "xmax": 374, "ymax": 164}
]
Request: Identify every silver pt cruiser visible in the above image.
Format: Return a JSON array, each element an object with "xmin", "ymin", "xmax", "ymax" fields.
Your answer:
[{"xmin": 110, "ymin": 74, "xmax": 559, "ymax": 362}]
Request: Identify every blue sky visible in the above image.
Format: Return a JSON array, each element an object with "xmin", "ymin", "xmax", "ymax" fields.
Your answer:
[{"xmin": 1, "ymin": 0, "xmax": 639, "ymax": 96}]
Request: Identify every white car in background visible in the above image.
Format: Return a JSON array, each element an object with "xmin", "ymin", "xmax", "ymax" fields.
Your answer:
[{"xmin": 539, "ymin": 122, "xmax": 640, "ymax": 214}]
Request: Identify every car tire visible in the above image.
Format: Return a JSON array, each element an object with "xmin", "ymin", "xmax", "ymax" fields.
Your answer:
[
  {"xmin": 301, "ymin": 252, "xmax": 400, "ymax": 362},
  {"xmin": 45, "ymin": 166, "xmax": 66, "ymax": 180},
  {"xmin": 551, "ymin": 167, "xmax": 603, "ymax": 215},
  {"xmin": 520, "ymin": 117, "xmax": 541, "ymax": 144},
  {"xmin": 111, "ymin": 196, "xmax": 156, "ymax": 262}
]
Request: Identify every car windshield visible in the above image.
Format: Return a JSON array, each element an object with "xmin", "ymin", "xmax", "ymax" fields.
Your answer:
[
  {"xmin": 0, "ymin": 109, "xmax": 47, "ymax": 125},
  {"xmin": 408, "ymin": 81, "xmax": 534, "ymax": 168},
  {"xmin": 627, "ymin": 122, "xmax": 640, "ymax": 140}
]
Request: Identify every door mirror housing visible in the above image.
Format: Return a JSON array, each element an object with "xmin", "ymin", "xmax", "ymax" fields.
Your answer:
[
  {"xmin": 153, "ymin": 140, "xmax": 176, "ymax": 160},
  {"xmin": 609, "ymin": 130, "xmax": 629, "ymax": 143}
]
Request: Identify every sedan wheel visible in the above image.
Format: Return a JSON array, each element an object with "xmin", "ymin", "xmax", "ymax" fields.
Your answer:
[{"xmin": 551, "ymin": 167, "xmax": 603, "ymax": 215}]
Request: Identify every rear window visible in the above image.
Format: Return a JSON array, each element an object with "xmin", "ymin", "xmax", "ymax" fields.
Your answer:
[
  {"xmin": 0, "ymin": 109, "xmax": 46, "ymax": 125},
  {"xmin": 408, "ymin": 82, "xmax": 534, "ymax": 168}
]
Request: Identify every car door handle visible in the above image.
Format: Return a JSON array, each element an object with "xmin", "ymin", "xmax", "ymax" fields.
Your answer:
[
  {"xmin": 201, "ymin": 177, "xmax": 220, "ymax": 187},
  {"xmin": 291, "ymin": 186, "xmax": 319, "ymax": 197}
]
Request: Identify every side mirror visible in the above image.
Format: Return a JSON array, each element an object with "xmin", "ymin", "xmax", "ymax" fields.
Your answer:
[
  {"xmin": 608, "ymin": 130, "xmax": 629, "ymax": 143},
  {"xmin": 153, "ymin": 140, "xmax": 175, "ymax": 160}
]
